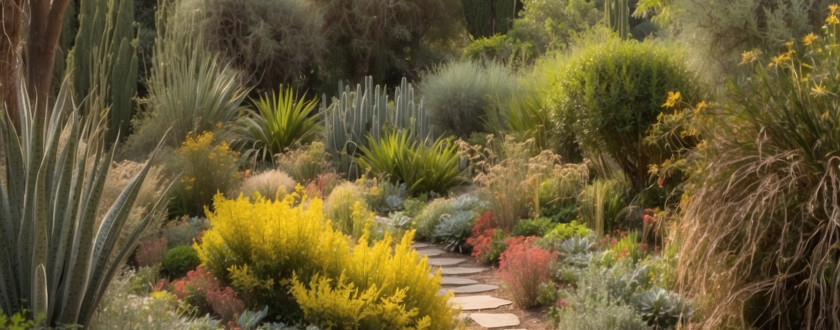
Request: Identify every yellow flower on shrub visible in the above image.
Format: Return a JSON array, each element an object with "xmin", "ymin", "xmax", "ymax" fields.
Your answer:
[
  {"xmin": 196, "ymin": 191, "xmax": 457, "ymax": 327},
  {"xmin": 661, "ymin": 91, "xmax": 681, "ymax": 108},
  {"xmin": 173, "ymin": 131, "xmax": 240, "ymax": 215}
]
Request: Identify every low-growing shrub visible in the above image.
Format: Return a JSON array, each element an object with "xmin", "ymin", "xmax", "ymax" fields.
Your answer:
[
  {"xmin": 511, "ymin": 217, "xmax": 554, "ymax": 237},
  {"xmin": 276, "ymin": 141, "xmax": 333, "ymax": 184},
  {"xmin": 172, "ymin": 266, "xmax": 246, "ymax": 322},
  {"xmin": 136, "ymin": 237, "xmax": 168, "ymax": 267},
  {"xmin": 467, "ymin": 211, "xmax": 509, "ymax": 264},
  {"xmin": 162, "ymin": 216, "xmax": 211, "ymax": 249},
  {"xmin": 169, "ymin": 131, "xmax": 241, "ymax": 216},
  {"xmin": 553, "ymin": 267, "xmax": 648, "ymax": 329},
  {"xmin": 303, "ymin": 172, "xmax": 341, "ymax": 199},
  {"xmin": 433, "ymin": 211, "xmax": 475, "ymax": 252},
  {"xmin": 357, "ymin": 177, "xmax": 407, "ymax": 214},
  {"xmin": 324, "ymin": 182, "xmax": 373, "ymax": 238},
  {"xmin": 195, "ymin": 192, "xmax": 457, "ymax": 326},
  {"xmin": 291, "ymin": 232, "xmax": 457, "ymax": 329},
  {"xmin": 414, "ymin": 194, "xmax": 483, "ymax": 241},
  {"xmin": 499, "ymin": 237, "xmax": 555, "ymax": 308},
  {"xmin": 162, "ymin": 245, "xmax": 201, "ymax": 279},
  {"xmin": 238, "ymin": 169, "xmax": 296, "ymax": 201},
  {"xmin": 544, "ymin": 220, "xmax": 592, "ymax": 242}
]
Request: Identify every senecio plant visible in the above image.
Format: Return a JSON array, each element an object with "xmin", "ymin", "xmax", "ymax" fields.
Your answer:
[{"xmin": 0, "ymin": 81, "xmax": 172, "ymax": 326}]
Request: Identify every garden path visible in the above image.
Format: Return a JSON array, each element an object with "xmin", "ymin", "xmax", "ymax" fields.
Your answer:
[{"xmin": 411, "ymin": 242, "xmax": 551, "ymax": 329}]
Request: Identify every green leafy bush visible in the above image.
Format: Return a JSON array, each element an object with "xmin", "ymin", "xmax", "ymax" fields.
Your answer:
[
  {"xmin": 414, "ymin": 194, "xmax": 484, "ymax": 241},
  {"xmin": 551, "ymin": 37, "xmax": 698, "ymax": 193},
  {"xmin": 162, "ymin": 245, "xmax": 201, "ymax": 279},
  {"xmin": 508, "ymin": 0, "xmax": 600, "ymax": 52},
  {"xmin": 169, "ymin": 131, "xmax": 241, "ymax": 216},
  {"xmin": 511, "ymin": 217, "xmax": 554, "ymax": 237},
  {"xmin": 544, "ymin": 220, "xmax": 592, "ymax": 242},
  {"xmin": 232, "ymin": 87, "xmax": 321, "ymax": 164},
  {"xmin": 162, "ymin": 216, "xmax": 211, "ymax": 249},
  {"xmin": 462, "ymin": 34, "xmax": 537, "ymax": 67},
  {"xmin": 676, "ymin": 8, "xmax": 840, "ymax": 329},
  {"xmin": 421, "ymin": 61, "xmax": 520, "ymax": 137},
  {"xmin": 433, "ymin": 212, "xmax": 475, "ymax": 253},
  {"xmin": 357, "ymin": 131, "xmax": 464, "ymax": 195}
]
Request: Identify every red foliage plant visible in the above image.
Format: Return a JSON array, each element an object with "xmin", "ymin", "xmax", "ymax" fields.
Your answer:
[
  {"xmin": 499, "ymin": 236, "xmax": 555, "ymax": 308},
  {"xmin": 467, "ymin": 211, "xmax": 509, "ymax": 264},
  {"xmin": 136, "ymin": 237, "xmax": 167, "ymax": 267},
  {"xmin": 172, "ymin": 266, "xmax": 245, "ymax": 322}
]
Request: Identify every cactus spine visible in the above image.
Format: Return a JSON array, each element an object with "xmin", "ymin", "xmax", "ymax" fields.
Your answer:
[
  {"xmin": 67, "ymin": 0, "xmax": 138, "ymax": 144},
  {"xmin": 605, "ymin": 0, "xmax": 630, "ymax": 39}
]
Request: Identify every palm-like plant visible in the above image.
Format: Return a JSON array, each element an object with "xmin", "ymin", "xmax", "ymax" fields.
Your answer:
[
  {"xmin": 0, "ymin": 80, "xmax": 172, "ymax": 326},
  {"xmin": 233, "ymin": 87, "xmax": 321, "ymax": 163}
]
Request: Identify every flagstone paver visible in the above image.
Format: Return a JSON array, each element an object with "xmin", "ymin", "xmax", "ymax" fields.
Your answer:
[
  {"xmin": 427, "ymin": 257, "xmax": 467, "ymax": 266},
  {"xmin": 449, "ymin": 295, "xmax": 512, "ymax": 311},
  {"xmin": 438, "ymin": 267, "xmax": 488, "ymax": 275},
  {"xmin": 441, "ymin": 277, "xmax": 480, "ymax": 286},
  {"xmin": 411, "ymin": 242, "xmax": 432, "ymax": 249},
  {"xmin": 469, "ymin": 313, "xmax": 520, "ymax": 328},
  {"xmin": 448, "ymin": 284, "xmax": 499, "ymax": 294},
  {"xmin": 416, "ymin": 248, "xmax": 446, "ymax": 257}
]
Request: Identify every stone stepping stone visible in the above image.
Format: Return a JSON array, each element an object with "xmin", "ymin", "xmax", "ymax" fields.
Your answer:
[
  {"xmin": 436, "ymin": 284, "xmax": 499, "ymax": 296},
  {"xmin": 438, "ymin": 267, "xmax": 488, "ymax": 275},
  {"xmin": 441, "ymin": 277, "xmax": 479, "ymax": 286},
  {"xmin": 411, "ymin": 242, "xmax": 431, "ymax": 249},
  {"xmin": 449, "ymin": 284, "xmax": 499, "ymax": 294},
  {"xmin": 427, "ymin": 257, "xmax": 466, "ymax": 266},
  {"xmin": 469, "ymin": 313, "xmax": 520, "ymax": 328},
  {"xmin": 416, "ymin": 248, "xmax": 445, "ymax": 257},
  {"xmin": 449, "ymin": 295, "xmax": 512, "ymax": 311}
]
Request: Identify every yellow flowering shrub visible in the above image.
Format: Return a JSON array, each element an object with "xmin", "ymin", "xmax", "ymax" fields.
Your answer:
[
  {"xmin": 196, "ymin": 190, "xmax": 457, "ymax": 327},
  {"xmin": 292, "ymin": 231, "xmax": 457, "ymax": 330},
  {"xmin": 171, "ymin": 131, "xmax": 240, "ymax": 215}
]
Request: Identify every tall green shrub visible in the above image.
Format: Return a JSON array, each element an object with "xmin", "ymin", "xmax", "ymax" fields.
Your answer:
[
  {"xmin": 551, "ymin": 37, "xmax": 698, "ymax": 194},
  {"xmin": 676, "ymin": 10, "xmax": 840, "ymax": 328},
  {"xmin": 0, "ymin": 80, "xmax": 172, "ymax": 326},
  {"xmin": 67, "ymin": 0, "xmax": 139, "ymax": 144},
  {"xmin": 507, "ymin": 0, "xmax": 600, "ymax": 53}
]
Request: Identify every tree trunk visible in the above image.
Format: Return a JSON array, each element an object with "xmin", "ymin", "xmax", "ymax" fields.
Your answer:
[
  {"xmin": 0, "ymin": 0, "xmax": 24, "ymax": 128},
  {"xmin": 0, "ymin": 0, "xmax": 70, "ymax": 128},
  {"xmin": 27, "ymin": 0, "xmax": 71, "ymax": 120}
]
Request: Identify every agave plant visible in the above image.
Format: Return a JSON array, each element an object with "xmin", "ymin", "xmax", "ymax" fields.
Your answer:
[
  {"xmin": 232, "ymin": 86, "xmax": 321, "ymax": 163},
  {"xmin": 0, "ymin": 80, "xmax": 172, "ymax": 326}
]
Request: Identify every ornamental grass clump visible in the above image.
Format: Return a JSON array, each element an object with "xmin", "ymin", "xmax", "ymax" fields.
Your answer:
[{"xmin": 675, "ymin": 6, "xmax": 840, "ymax": 329}]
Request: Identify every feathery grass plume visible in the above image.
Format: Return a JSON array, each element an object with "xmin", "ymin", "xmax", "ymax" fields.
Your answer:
[
  {"xmin": 123, "ymin": 0, "xmax": 249, "ymax": 158},
  {"xmin": 275, "ymin": 142, "xmax": 334, "ymax": 184},
  {"xmin": 676, "ymin": 8, "xmax": 840, "ymax": 328}
]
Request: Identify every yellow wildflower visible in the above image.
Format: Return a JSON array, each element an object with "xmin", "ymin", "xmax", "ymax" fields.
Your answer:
[
  {"xmin": 694, "ymin": 101, "xmax": 708, "ymax": 114},
  {"xmin": 830, "ymin": 4, "xmax": 839, "ymax": 14},
  {"xmin": 770, "ymin": 50, "xmax": 794, "ymax": 67},
  {"xmin": 827, "ymin": 14, "xmax": 840, "ymax": 25},
  {"xmin": 662, "ymin": 91, "xmax": 681, "ymax": 108},
  {"xmin": 740, "ymin": 50, "xmax": 760, "ymax": 65},
  {"xmin": 811, "ymin": 84, "xmax": 827, "ymax": 97},
  {"xmin": 802, "ymin": 33, "xmax": 818, "ymax": 46}
]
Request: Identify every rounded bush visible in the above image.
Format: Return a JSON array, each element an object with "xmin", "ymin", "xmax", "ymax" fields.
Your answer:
[
  {"xmin": 421, "ymin": 61, "xmax": 519, "ymax": 137},
  {"xmin": 551, "ymin": 38, "xmax": 699, "ymax": 193},
  {"xmin": 324, "ymin": 182, "xmax": 372, "ymax": 238},
  {"xmin": 162, "ymin": 245, "xmax": 201, "ymax": 279}
]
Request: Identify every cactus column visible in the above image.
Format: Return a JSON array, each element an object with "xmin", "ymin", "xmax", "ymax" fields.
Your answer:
[{"xmin": 605, "ymin": 0, "xmax": 630, "ymax": 39}]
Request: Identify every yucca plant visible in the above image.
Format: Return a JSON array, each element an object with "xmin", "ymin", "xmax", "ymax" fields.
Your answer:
[
  {"xmin": 0, "ymin": 80, "xmax": 172, "ymax": 326},
  {"xmin": 232, "ymin": 86, "xmax": 321, "ymax": 163}
]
